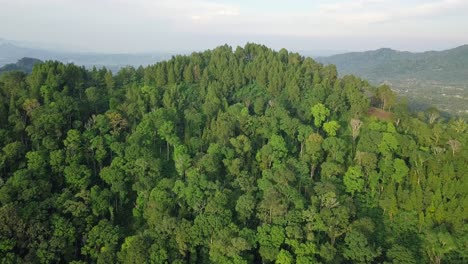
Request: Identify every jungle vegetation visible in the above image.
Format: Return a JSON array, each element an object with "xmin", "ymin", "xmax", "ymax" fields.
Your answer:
[{"xmin": 0, "ymin": 44, "xmax": 466, "ymax": 263}]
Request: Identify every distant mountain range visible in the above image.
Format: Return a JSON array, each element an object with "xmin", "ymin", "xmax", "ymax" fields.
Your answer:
[
  {"xmin": 316, "ymin": 45, "xmax": 468, "ymax": 85},
  {"xmin": 0, "ymin": 39, "xmax": 172, "ymax": 72},
  {"xmin": 316, "ymin": 45, "xmax": 468, "ymax": 115}
]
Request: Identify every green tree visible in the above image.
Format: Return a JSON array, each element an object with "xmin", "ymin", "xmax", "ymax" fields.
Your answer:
[
  {"xmin": 311, "ymin": 103, "xmax": 330, "ymax": 127},
  {"xmin": 82, "ymin": 220, "xmax": 120, "ymax": 264},
  {"xmin": 344, "ymin": 166, "xmax": 364, "ymax": 195},
  {"xmin": 323, "ymin": 121, "xmax": 340, "ymax": 137},
  {"xmin": 376, "ymin": 85, "xmax": 396, "ymax": 111},
  {"xmin": 343, "ymin": 229, "xmax": 381, "ymax": 263}
]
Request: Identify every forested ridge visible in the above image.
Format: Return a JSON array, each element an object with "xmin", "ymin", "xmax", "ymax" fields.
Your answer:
[
  {"xmin": 0, "ymin": 57, "xmax": 42, "ymax": 75},
  {"xmin": 316, "ymin": 45, "xmax": 468, "ymax": 85},
  {"xmin": 0, "ymin": 43, "xmax": 466, "ymax": 263},
  {"xmin": 315, "ymin": 45, "xmax": 468, "ymax": 116}
]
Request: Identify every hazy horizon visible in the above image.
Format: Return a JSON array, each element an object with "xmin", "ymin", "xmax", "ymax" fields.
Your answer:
[
  {"xmin": 1, "ymin": 0, "xmax": 468, "ymax": 54},
  {"xmin": 1, "ymin": 36, "xmax": 466, "ymax": 57}
]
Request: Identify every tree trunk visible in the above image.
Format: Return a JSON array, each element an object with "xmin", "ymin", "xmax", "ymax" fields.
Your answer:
[
  {"xmin": 166, "ymin": 141, "xmax": 170, "ymax": 160},
  {"xmin": 310, "ymin": 164, "xmax": 316, "ymax": 179}
]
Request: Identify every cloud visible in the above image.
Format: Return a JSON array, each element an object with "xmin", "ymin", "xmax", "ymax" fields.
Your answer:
[
  {"xmin": 402, "ymin": 0, "xmax": 468, "ymax": 18},
  {"xmin": 305, "ymin": 0, "xmax": 468, "ymax": 27},
  {"xmin": 306, "ymin": 0, "xmax": 394, "ymax": 25},
  {"xmin": 129, "ymin": 0, "xmax": 240, "ymax": 21},
  {"xmin": 0, "ymin": 0, "xmax": 467, "ymax": 52},
  {"xmin": 320, "ymin": 0, "xmax": 390, "ymax": 12}
]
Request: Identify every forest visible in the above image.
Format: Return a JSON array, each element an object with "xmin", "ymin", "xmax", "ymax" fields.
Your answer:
[{"xmin": 0, "ymin": 43, "xmax": 466, "ymax": 263}]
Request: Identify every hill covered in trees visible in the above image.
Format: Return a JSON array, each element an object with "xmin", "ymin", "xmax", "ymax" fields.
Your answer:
[
  {"xmin": 316, "ymin": 45, "xmax": 468, "ymax": 115},
  {"xmin": 0, "ymin": 57, "xmax": 42, "ymax": 75},
  {"xmin": 0, "ymin": 44, "xmax": 466, "ymax": 263}
]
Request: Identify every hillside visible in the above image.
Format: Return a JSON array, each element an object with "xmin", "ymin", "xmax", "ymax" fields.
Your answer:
[
  {"xmin": 316, "ymin": 45, "xmax": 468, "ymax": 115},
  {"xmin": 0, "ymin": 44, "xmax": 466, "ymax": 263},
  {"xmin": 0, "ymin": 39, "xmax": 60, "ymax": 67},
  {"xmin": 0, "ymin": 57, "xmax": 42, "ymax": 74}
]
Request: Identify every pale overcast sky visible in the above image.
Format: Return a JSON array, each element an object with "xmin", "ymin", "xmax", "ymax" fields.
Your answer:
[{"xmin": 1, "ymin": 0, "xmax": 468, "ymax": 53}]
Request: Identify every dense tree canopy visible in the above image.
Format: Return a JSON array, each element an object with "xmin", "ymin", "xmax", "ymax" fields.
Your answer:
[{"xmin": 0, "ymin": 43, "xmax": 466, "ymax": 263}]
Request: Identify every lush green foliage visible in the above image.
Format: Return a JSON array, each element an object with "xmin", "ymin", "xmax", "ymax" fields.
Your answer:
[{"xmin": 0, "ymin": 44, "xmax": 466, "ymax": 263}]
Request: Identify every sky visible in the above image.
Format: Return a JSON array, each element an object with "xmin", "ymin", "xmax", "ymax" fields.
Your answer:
[{"xmin": 1, "ymin": 0, "xmax": 468, "ymax": 53}]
